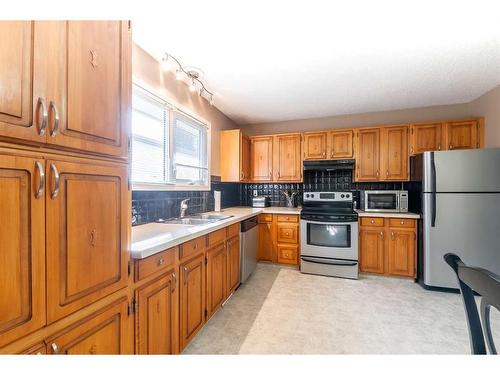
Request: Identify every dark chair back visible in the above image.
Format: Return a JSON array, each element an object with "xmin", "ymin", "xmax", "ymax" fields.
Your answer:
[{"xmin": 444, "ymin": 253, "xmax": 500, "ymax": 354}]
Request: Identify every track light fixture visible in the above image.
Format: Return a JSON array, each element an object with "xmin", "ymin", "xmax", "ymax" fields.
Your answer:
[{"xmin": 162, "ymin": 52, "xmax": 215, "ymax": 106}]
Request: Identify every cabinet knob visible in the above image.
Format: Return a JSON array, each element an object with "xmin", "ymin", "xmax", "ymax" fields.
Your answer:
[
  {"xmin": 371, "ymin": 220, "xmax": 375, "ymax": 224},
  {"xmin": 51, "ymin": 343, "xmax": 59, "ymax": 354},
  {"xmin": 449, "ymin": 144, "xmax": 453, "ymax": 149},
  {"xmin": 400, "ymin": 220, "xmax": 404, "ymax": 225},
  {"xmin": 157, "ymin": 257, "xmax": 165, "ymax": 266},
  {"xmin": 380, "ymin": 231, "xmax": 384, "ymax": 238}
]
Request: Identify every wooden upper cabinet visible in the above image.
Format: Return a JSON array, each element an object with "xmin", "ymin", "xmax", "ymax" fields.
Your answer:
[
  {"xmin": 0, "ymin": 21, "xmax": 39, "ymax": 142},
  {"xmin": 410, "ymin": 122, "xmax": 442, "ymax": 155},
  {"xmin": 220, "ymin": 129, "xmax": 250, "ymax": 182},
  {"xmin": 445, "ymin": 120, "xmax": 479, "ymax": 150},
  {"xmin": 241, "ymin": 135, "xmax": 251, "ymax": 181},
  {"xmin": 226, "ymin": 236, "xmax": 241, "ymax": 297},
  {"xmin": 136, "ymin": 271, "xmax": 178, "ymax": 354},
  {"xmin": 303, "ymin": 132, "xmax": 327, "ymax": 160},
  {"xmin": 38, "ymin": 21, "xmax": 130, "ymax": 158},
  {"xmin": 206, "ymin": 244, "xmax": 227, "ymax": 318},
  {"xmin": 0, "ymin": 154, "xmax": 45, "ymax": 348},
  {"xmin": 273, "ymin": 133, "xmax": 302, "ymax": 181},
  {"xmin": 380, "ymin": 125, "xmax": 409, "ymax": 181},
  {"xmin": 355, "ymin": 128, "xmax": 380, "ymax": 181},
  {"xmin": 328, "ymin": 130, "xmax": 353, "ymax": 159},
  {"xmin": 45, "ymin": 298, "xmax": 131, "ymax": 354},
  {"xmin": 45, "ymin": 158, "xmax": 129, "ymax": 323},
  {"xmin": 359, "ymin": 228, "xmax": 385, "ymax": 274},
  {"xmin": 250, "ymin": 136, "xmax": 273, "ymax": 181},
  {"xmin": 387, "ymin": 229, "xmax": 416, "ymax": 277}
]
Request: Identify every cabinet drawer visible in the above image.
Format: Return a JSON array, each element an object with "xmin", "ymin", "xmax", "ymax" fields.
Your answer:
[
  {"xmin": 207, "ymin": 228, "xmax": 226, "ymax": 247},
  {"xmin": 361, "ymin": 217, "xmax": 384, "ymax": 227},
  {"xmin": 258, "ymin": 214, "xmax": 273, "ymax": 223},
  {"xmin": 277, "ymin": 245, "xmax": 298, "ymax": 265},
  {"xmin": 226, "ymin": 223, "xmax": 240, "ymax": 238},
  {"xmin": 388, "ymin": 218, "xmax": 415, "ymax": 228},
  {"xmin": 135, "ymin": 246, "xmax": 176, "ymax": 282},
  {"xmin": 276, "ymin": 223, "xmax": 299, "ymax": 244},
  {"xmin": 180, "ymin": 236, "xmax": 206, "ymax": 260},
  {"xmin": 276, "ymin": 214, "xmax": 298, "ymax": 223}
]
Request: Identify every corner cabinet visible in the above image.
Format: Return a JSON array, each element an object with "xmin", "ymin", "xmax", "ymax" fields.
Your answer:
[
  {"xmin": 445, "ymin": 120, "xmax": 482, "ymax": 150},
  {"xmin": 220, "ymin": 129, "xmax": 250, "ymax": 182}
]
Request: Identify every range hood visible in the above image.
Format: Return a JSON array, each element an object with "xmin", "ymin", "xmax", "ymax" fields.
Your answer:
[{"xmin": 303, "ymin": 159, "xmax": 355, "ymax": 171}]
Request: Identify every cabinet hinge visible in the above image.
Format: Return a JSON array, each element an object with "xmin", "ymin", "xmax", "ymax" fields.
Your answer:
[{"xmin": 128, "ymin": 297, "xmax": 136, "ymax": 315}]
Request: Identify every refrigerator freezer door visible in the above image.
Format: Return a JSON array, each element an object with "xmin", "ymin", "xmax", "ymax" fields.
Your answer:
[
  {"xmin": 423, "ymin": 148, "xmax": 500, "ymax": 193},
  {"xmin": 422, "ymin": 192, "xmax": 500, "ymax": 288}
]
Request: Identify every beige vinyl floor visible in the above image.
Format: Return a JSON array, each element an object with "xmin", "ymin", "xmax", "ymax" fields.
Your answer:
[{"xmin": 183, "ymin": 263, "xmax": 500, "ymax": 354}]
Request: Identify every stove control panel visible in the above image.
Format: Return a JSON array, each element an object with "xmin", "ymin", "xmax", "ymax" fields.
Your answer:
[{"xmin": 303, "ymin": 191, "xmax": 353, "ymax": 202}]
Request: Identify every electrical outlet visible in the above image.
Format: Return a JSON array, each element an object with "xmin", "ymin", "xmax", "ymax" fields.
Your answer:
[{"xmin": 253, "ymin": 189, "xmax": 258, "ymax": 197}]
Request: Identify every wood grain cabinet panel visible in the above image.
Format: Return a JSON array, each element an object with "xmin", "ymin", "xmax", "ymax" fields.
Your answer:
[
  {"xmin": 277, "ymin": 244, "xmax": 298, "ymax": 265},
  {"xmin": 328, "ymin": 130, "xmax": 353, "ymax": 159},
  {"xmin": 45, "ymin": 159, "xmax": 129, "ymax": 323},
  {"xmin": 303, "ymin": 132, "xmax": 327, "ymax": 160},
  {"xmin": 276, "ymin": 223, "xmax": 299, "ymax": 244},
  {"xmin": 136, "ymin": 271, "xmax": 178, "ymax": 354},
  {"xmin": 258, "ymin": 222, "xmax": 274, "ymax": 262},
  {"xmin": 387, "ymin": 229, "xmax": 416, "ymax": 277},
  {"xmin": 0, "ymin": 155, "xmax": 45, "ymax": 348},
  {"xmin": 0, "ymin": 21, "xmax": 38, "ymax": 142},
  {"xmin": 226, "ymin": 236, "xmax": 241, "ymax": 297},
  {"xmin": 250, "ymin": 136, "xmax": 273, "ymax": 181},
  {"xmin": 206, "ymin": 244, "xmax": 227, "ymax": 318},
  {"xmin": 359, "ymin": 229, "xmax": 385, "ymax": 274},
  {"xmin": 355, "ymin": 128, "xmax": 380, "ymax": 181},
  {"xmin": 410, "ymin": 122, "xmax": 442, "ymax": 155},
  {"xmin": 380, "ymin": 125, "xmax": 409, "ymax": 181},
  {"xmin": 273, "ymin": 133, "xmax": 302, "ymax": 181},
  {"xmin": 179, "ymin": 254, "xmax": 206, "ymax": 350},
  {"xmin": 220, "ymin": 129, "xmax": 250, "ymax": 182},
  {"xmin": 45, "ymin": 298, "xmax": 130, "ymax": 354},
  {"xmin": 445, "ymin": 120, "xmax": 479, "ymax": 150}
]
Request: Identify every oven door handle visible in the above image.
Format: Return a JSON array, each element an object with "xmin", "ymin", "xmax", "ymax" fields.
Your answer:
[{"xmin": 301, "ymin": 256, "xmax": 358, "ymax": 267}]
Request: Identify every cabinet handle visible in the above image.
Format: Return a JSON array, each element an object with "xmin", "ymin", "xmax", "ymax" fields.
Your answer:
[
  {"xmin": 51, "ymin": 342, "xmax": 59, "ymax": 354},
  {"xmin": 183, "ymin": 266, "xmax": 188, "ymax": 285},
  {"xmin": 171, "ymin": 273, "xmax": 176, "ymax": 292},
  {"xmin": 49, "ymin": 101, "xmax": 60, "ymax": 137},
  {"xmin": 157, "ymin": 257, "xmax": 165, "ymax": 266},
  {"xmin": 322, "ymin": 151, "xmax": 326, "ymax": 157},
  {"xmin": 380, "ymin": 231, "xmax": 384, "ymax": 238},
  {"xmin": 50, "ymin": 164, "xmax": 60, "ymax": 199},
  {"xmin": 269, "ymin": 170, "xmax": 272, "ymax": 178},
  {"xmin": 386, "ymin": 170, "xmax": 389, "ymax": 177},
  {"xmin": 36, "ymin": 97, "xmax": 48, "ymax": 136},
  {"xmin": 331, "ymin": 150, "xmax": 335, "ymax": 158},
  {"xmin": 370, "ymin": 219, "xmax": 375, "ymax": 224},
  {"xmin": 240, "ymin": 171, "xmax": 244, "ymax": 179},
  {"xmin": 34, "ymin": 161, "xmax": 45, "ymax": 199},
  {"xmin": 376, "ymin": 171, "xmax": 379, "ymax": 178},
  {"xmin": 391, "ymin": 231, "xmax": 395, "ymax": 240},
  {"xmin": 277, "ymin": 171, "xmax": 280, "ymax": 178},
  {"xmin": 449, "ymin": 144, "xmax": 453, "ymax": 149},
  {"xmin": 410, "ymin": 146, "xmax": 414, "ymax": 154},
  {"xmin": 400, "ymin": 220, "xmax": 405, "ymax": 225},
  {"xmin": 438, "ymin": 144, "xmax": 441, "ymax": 150}
]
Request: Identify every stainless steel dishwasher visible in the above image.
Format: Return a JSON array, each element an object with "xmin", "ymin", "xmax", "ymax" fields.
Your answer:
[{"xmin": 240, "ymin": 216, "xmax": 258, "ymax": 283}]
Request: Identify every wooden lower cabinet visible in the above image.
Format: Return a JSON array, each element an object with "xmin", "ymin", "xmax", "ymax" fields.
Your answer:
[
  {"xmin": 45, "ymin": 298, "xmax": 131, "ymax": 354},
  {"xmin": 359, "ymin": 217, "xmax": 417, "ymax": 277},
  {"xmin": 226, "ymin": 236, "xmax": 241, "ymax": 296},
  {"xmin": 257, "ymin": 214, "xmax": 300, "ymax": 266},
  {"xmin": 258, "ymin": 220, "xmax": 274, "ymax": 262},
  {"xmin": 135, "ymin": 271, "xmax": 178, "ymax": 354},
  {"xmin": 206, "ymin": 244, "xmax": 227, "ymax": 318},
  {"xmin": 277, "ymin": 244, "xmax": 299, "ymax": 265},
  {"xmin": 179, "ymin": 254, "xmax": 206, "ymax": 350},
  {"xmin": 23, "ymin": 342, "xmax": 47, "ymax": 355}
]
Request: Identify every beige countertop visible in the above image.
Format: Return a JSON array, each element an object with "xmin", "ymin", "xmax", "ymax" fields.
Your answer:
[
  {"xmin": 354, "ymin": 209, "xmax": 420, "ymax": 219},
  {"xmin": 131, "ymin": 206, "xmax": 301, "ymax": 259}
]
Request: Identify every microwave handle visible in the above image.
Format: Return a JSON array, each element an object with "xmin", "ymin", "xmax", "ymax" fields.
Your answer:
[{"xmin": 396, "ymin": 193, "xmax": 400, "ymax": 211}]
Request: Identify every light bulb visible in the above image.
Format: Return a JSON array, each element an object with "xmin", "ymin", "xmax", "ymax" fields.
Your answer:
[
  {"xmin": 175, "ymin": 69, "xmax": 183, "ymax": 80},
  {"xmin": 189, "ymin": 79, "xmax": 197, "ymax": 92}
]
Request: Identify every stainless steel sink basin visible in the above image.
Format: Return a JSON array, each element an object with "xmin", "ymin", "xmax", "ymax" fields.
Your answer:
[
  {"xmin": 194, "ymin": 214, "xmax": 234, "ymax": 221},
  {"xmin": 156, "ymin": 213, "xmax": 233, "ymax": 226}
]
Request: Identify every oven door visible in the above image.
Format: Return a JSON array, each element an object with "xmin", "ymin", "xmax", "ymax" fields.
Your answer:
[
  {"xmin": 364, "ymin": 191, "xmax": 400, "ymax": 212},
  {"xmin": 300, "ymin": 219, "xmax": 358, "ymax": 260}
]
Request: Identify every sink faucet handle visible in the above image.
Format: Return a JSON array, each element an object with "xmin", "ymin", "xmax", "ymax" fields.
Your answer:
[{"xmin": 180, "ymin": 198, "xmax": 190, "ymax": 207}]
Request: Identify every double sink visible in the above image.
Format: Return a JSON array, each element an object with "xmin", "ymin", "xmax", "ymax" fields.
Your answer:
[{"xmin": 156, "ymin": 213, "xmax": 234, "ymax": 226}]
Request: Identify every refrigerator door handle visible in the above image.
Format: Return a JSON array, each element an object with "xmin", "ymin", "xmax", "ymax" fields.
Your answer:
[{"xmin": 431, "ymin": 152, "xmax": 437, "ymax": 227}]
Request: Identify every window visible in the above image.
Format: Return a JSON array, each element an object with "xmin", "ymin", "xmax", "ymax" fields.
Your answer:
[{"xmin": 131, "ymin": 84, "xmax": 210, "ymax": 190}]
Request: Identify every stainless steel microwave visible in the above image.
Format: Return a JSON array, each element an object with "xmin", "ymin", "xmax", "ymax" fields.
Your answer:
[{"xmin": 363, "ymin": 190, "xmax": 408, "ymax": 212}]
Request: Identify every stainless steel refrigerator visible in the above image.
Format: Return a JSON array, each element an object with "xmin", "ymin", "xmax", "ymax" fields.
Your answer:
[{"xmin": 411, "ymin": 148, "xmax": 500, "ymax": 290}]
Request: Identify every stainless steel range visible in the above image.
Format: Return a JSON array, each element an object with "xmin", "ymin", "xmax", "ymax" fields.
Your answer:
[{"xmin": 300, "ymin": 191, "xmax": 359, "ymax": 279}]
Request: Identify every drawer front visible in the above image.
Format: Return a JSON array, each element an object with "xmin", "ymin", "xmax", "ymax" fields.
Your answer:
[
  {"xmin": 258, "ymin": 214, "xmax": 273, "ymax": 223},
  {"xmin": 276, "ymin": 223, "xmax": 299, "ymax": 244},
  {"xmin": 388, "ymin": 218, "xmax": 416, "ymax": 228},
  {"xmin": 276, "ymin": 214, "xmax": 298, "ymax": 223},
  {"xmin": 360, "ymin": 217, "xmax": 384, "ymax": 227},
  {"xmin": 226, "ymin": 223, "xmax": 240, "ymax": 238},
  {"xmin": 277, "ymin": 245, "xmax": 298, "ymax": 265},
  {"xmin": 135, "ymin": 247, "xmax": 176, "ymax": 282},
  {"xmin": 180, "ymin": 236, "xmax": 206, "ymax": 260},
  {"xmin": 207, "ymin": 228, "xmax": 226, "ymax": 247}
]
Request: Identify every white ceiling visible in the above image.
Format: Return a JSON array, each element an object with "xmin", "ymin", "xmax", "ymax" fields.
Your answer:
[{"xmin": 133, "ymin": 0, "xmax": 500, "ymax": 125}]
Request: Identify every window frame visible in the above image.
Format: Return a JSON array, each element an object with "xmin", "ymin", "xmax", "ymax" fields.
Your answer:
[{"xmin": 131, "ymin": 81, "xmax": 211, "ymax": 191}]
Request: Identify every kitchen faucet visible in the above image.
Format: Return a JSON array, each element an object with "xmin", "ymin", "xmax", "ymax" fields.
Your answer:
[{"xmin": 180, "ymin": 199, "xmax": 190, "ymax": 218}]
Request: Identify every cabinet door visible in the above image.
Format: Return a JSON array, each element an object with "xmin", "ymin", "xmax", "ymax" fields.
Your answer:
[
  {"xmin": 46, "ymin": 298, "xmax": 130, "ymax": 354},
  {"xmin": 46, "ymin": 158, "xmax": 129, "ymax": 323},
  {"xmin": 359, "ymin": 229, "xmax": 385, "ymax": 274},
  {"xmin": 250, "ymin": 136, "xmax": 273, "ymax": 181},
  {"xmin": 0, "ymin": 21, "xmax": 40, "ymax": 142},
  {"xmin": 136, "ymin": 271, "xmax": 178, "ymax": 354},
  {"xmin": 303, "ymin": 132, "xmax": 327, "ymax": 160},
  {"xmin": 226, "ymin": 236, "xmax": 241, "ymax": 296},
  {"xmin": 179, "ymin": 254, "xmax": 206, "ymax": 349},
  {"xmin": 387, "ymin": 229, "xmax": 416, "ymax": 277},
  {"xmin": 277, "ymin": 244, "xmax": 298, "ymax": 265},
  {"xmin": 380, "ymin": 126, "xmax": 409, "ymax": 181},
  {"xmin": 258, "ymin": 222, "xmax": 274, "ymax": 262},
  {"xmin": 206, "ymin": 244, "xmax": 227, "ymax": 318},
  {"xmin": 445, "ymin": 120, "xmax": 479, "ymax": 150},
  {"xmin": 0, "ymin": 154, "xmax": 45, "ymax": 348},
  {"xmin": 43, "ymin": 21, "xmax": 131, "ymax": 158},
  {"xmin": 276, "ymin": 223, "xmax": 299, "ymax": 244},
  {"xmin": 328, "ymin": 130, "xmax": 353, "ymax": 159},
  {"xmin": 241, "ymin": 135, "xmax": 251, "ymax": 181},
  {"xmin": 355, "ymin": 128, "xmax": 380, "ymax": 181},
  {"xmin": 410, "ymin": 122, "xmax": 442, "ymax": 155},
  {"xmin": 274, "ymin": 133, "xmax": 302, "ymax": 181}
]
